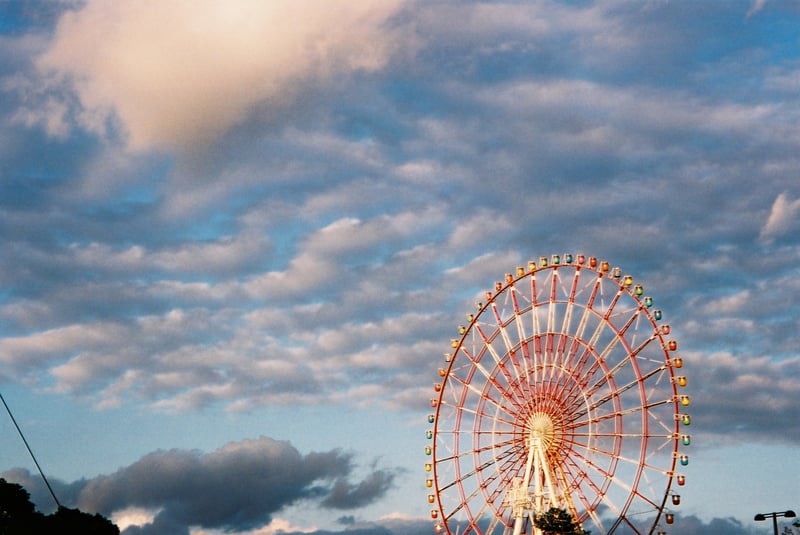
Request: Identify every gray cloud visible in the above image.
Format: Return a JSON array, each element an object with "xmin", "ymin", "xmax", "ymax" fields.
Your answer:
[
  {"xmin": 3, "ymin": 437, "xmax": 399, "ymax": 534},
  {"xmin": 321, "ymin": 468, "xmax": 397, "ymax": 509},
  {"xmin": 667, "ymin": 515, "xmax": 762, "ymax": 535},
  {"xmin": 688, "ymin": 351, "xmax": 800, "ymax": 445}
]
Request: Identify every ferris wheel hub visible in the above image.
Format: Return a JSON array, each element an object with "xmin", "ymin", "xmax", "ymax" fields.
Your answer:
[{"xmin": 528, "ymin": 412, "xmax": 560, "ymax": 453}]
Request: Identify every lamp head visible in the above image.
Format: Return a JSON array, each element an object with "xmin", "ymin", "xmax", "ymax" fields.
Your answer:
[{"xmin": 754, "ymin": 511, "xmax": 796, "ymax": 521}]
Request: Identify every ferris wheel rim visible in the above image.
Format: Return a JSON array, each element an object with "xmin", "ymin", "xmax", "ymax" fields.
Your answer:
[{"xmin": 426, "ymin": 254, "xmax": 690, "ymax": 535}]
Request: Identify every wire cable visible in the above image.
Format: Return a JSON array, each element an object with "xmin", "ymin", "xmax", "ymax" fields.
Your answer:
[{"xmin": 0, "ymin": 391, "xmax": 61, "ymax": 509}]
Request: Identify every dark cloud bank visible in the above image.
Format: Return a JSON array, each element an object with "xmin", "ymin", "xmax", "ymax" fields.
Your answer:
[{"xmin": 4, "ymin": 436, "xmax": 400, "ymax": 535}]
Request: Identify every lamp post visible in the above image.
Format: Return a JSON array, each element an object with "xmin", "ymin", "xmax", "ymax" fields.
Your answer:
[{"xmin": 754, "ymin": 510, "xmax": 796, "ymax": 535}]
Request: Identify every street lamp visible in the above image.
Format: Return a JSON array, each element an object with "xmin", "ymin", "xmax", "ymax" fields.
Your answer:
[{"xmin": 754, "ymin": 510, "xmax": 796, "ymax": 535}]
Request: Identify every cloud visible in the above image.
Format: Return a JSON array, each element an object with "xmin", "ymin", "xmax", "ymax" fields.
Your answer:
[
  {"xmin": 747, "ymin": 0, "xmax": 768, "ymax": 18},
  {"xmin": 685, "ymin": 350, "xmax": 800, "ymax": 445},
  {"xmin": 3, "ymin": 437, "xmax": 399, "ymax": 535},
  {"xmin": 320, "ymin": 469, "xmax": 397, "ymax": 509},
  {"xmin": 0, "ymin": 202, "xmax": 461, "ymax": 411},
  {"xmin": 33, "ymin": 0, "xmax": 406, "ymax": 151},
  {"xmin": 666, "ymin": 515, "xmax": 756, "ymax": 535},
  {"xmin": 759, "ymin": 191, "xmax": 800, "ymax": 244}
]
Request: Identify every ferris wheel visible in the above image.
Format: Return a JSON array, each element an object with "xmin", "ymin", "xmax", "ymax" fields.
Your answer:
[{"xmin": 425, "ymin": 254, "xmax": 691, "ymax": 535}]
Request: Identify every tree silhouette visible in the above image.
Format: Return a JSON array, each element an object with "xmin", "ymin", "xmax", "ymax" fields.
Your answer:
[
  {"xmin": 0, "ymin": 478, "xmax": 39, "ymax": 534},
  {"xmin": 42, "ymin": 506, "xmax": 120, "ymax": 534},
  {"xmin": 0, "ymin": 478, "xmax": 118, "ymax": 534},
  {"xmin": 533, "ymin": 507, "xmax": 590, "ymax": 535}
]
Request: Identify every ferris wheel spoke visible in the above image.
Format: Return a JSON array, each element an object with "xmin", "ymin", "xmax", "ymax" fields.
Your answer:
[
  {"xmin": 611, "ymin": 513, "xmax": 643, "ymax": 535},
  {"xmin": 595, "ymin": 329, "xmax": 626, "ymax": 365},
  {"xmin": 490, "ymin": 302, "xmax": 536, "ymax": 405},
  {"xmin": 472, "ymin": 325, "xmax": 528, "ymax": 394},
  {"xmin": 438, "ymin": 446, "xmax": 519, "ymax": 496},
  {"xmin": 557, "ymin": 278, "xmax": 604, "ymax": 388},
  {"xmin": 561, "ymin": 448, "xmax": 615, "ymax": 494},
  {"xmin": 569, "ymin": 398, "xmax": 674, "ymax": 430},
  {"xmin": 444, "ymin": 405, "xmax": 517, "ymax": 434},
  {"xmin": 554, "ymin": 267, "xmax": 581, "ymax": 365},
  {"xmin": 563, "ymin": 486, "xmax": 608, "ymax": 535},
  {"xmin": 648, "ymin": 408, "xmax": 681, "ymax": 436},
  {"xmin": 561, "ymin": 304, "xmax": 593, "ymax": 374},
  {"xmin": 472, "ymin": 324, "xmax": 530, "ymax": 407},
  {"xmin": 527, "ymin": 273, "xmax": 544, "ymax": 369},
  {"xmin": 447, "ymin": 474, "xmax": 497, "ymax": 519},
  {"xmin": 576, "ymin": 442, "xmax": 664, "ymax": 479},
  {"xmin": 582, "ymin": 288, "xmax": 631, "ymax": 364},
  {"xmin": 560, "ymin": 456, "xmax": 623, "ymax": 531},
  {"xmin": 457, "ymin": 345, "xmax": 504, "ymax": 389},
  {"xmin": 615, "ymin": 470, "xmax": 665, "ymax": 511},
  {"xmin": 608, "ymin": 305, "xmax": 646, "ymax": 346},
  {"xmin": 454, "ymin": 347, "xmax": 527, "ymax": 413},
  {"xmin": 486, "ymin": 513, "xmax": 514, "ymax": 535},
  {"xmin": 560, "ymin": 469, "xmax": 612, "ymax": 520},
  {"xmin": 569, "ymin": 366, "xmax": 668, "ymax": 423},
  {"xmin": 543, "ymin": 269, "xmax": 559, "ymax": 369},
  {"xmin": 489, "ymin": 302, "xmax": 514, "ymax": 346},
  {"xmin": 554, "ymin": 343, "xmax": 600, "ymax": 410},
  {"xmin": 449, "ymin": 376, "xmax": 518, "ymax": 420},
  {"xmin": 475, "ymin": 388, "xmax": 525, "ymax": 427},
  {"xmin": 575, "ymin": 320, "xmax": 615, "ymax": 381},
  {"xmin": 600, "ymin": 285, "xmax": 627, "ymax": 322},
  {"xmin": 563, "ymin": 333, "xmax": 660, "ymax": 417},
  {"xmin": 543, "ymin": 366, "xmax": 572, "ymax": 407},
  {"xmin": 564, "ymin": 440, "xmax": 623, "ymax": 470},
  {"xmin": 572, "ymin": 431, "xmax": 674, "ymax": 442},
  {"xmin": 560, "ymin": 360, "xmax": 615, "ymax": 419},
  {"xmin": 476, "ymin": 321, "xmax": 508, "ymax": 358},
  {"xmin": 578, "ymin": 458, "xmax": 633, "ymax": 508},
  {"xmin": 440, "ymin": 401, "xmax": 481, "ymax": 421},
  {"xmin": 437, "ymin": 435, "xmax": 518, "ymax": 465},
  {"xmin": 464, "ymin": 496, "xmax": 508, "ymax": 535},
  {"xmin": 509, "ymin": 288, "xmax": 537, "ymax": 403}
]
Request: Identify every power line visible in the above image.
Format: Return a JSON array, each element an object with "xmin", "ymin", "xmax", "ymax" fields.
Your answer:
[{"xmin": 0, "ymin": 391, "xmax": 61, "ymax": 509}]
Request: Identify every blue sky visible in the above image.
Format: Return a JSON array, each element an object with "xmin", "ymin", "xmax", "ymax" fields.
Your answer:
[{"xmin": 0, "ymin": 1, "xmax": 799, "ymax": 534}]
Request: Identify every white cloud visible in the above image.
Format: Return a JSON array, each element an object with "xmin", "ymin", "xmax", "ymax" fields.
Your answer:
[
  {"xmin": 747, "ymin": 0, "xmax": 768, "ymax": 18},
  {"xmin": 759, "ymin": 191, "xmax": 800, "ymax": 244},
  {"xmin": 447, "ymin": 209, "xmax": 514, "ymax": 251},
  {"xmin": 0, "ymin": 322, "xmax": 127, "ymax": 367},
  {"xmin": 35, "ymin": 0, "xmax": 405, "ymax": 151},
  {"xmin": 111, "ymin": 506, "xmax": 160, "ymax": 532},
  {"xmin": 65, "ymin": 229, "xmax": 271, "ymax": 275}
]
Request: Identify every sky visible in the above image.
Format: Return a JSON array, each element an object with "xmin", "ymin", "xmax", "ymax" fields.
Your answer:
[{"xmin": 0, "ymin": 1, "xmax": 799, "ymax": 534}]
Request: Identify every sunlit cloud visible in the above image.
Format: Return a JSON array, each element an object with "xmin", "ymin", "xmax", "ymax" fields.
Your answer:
[
  {"xmin": 759, "ymin": 191, "xmax": 800, "ymax": 244},
  {"xmin": 33, "ymin": 0, "xmax": 407, "ymax": 151}
]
